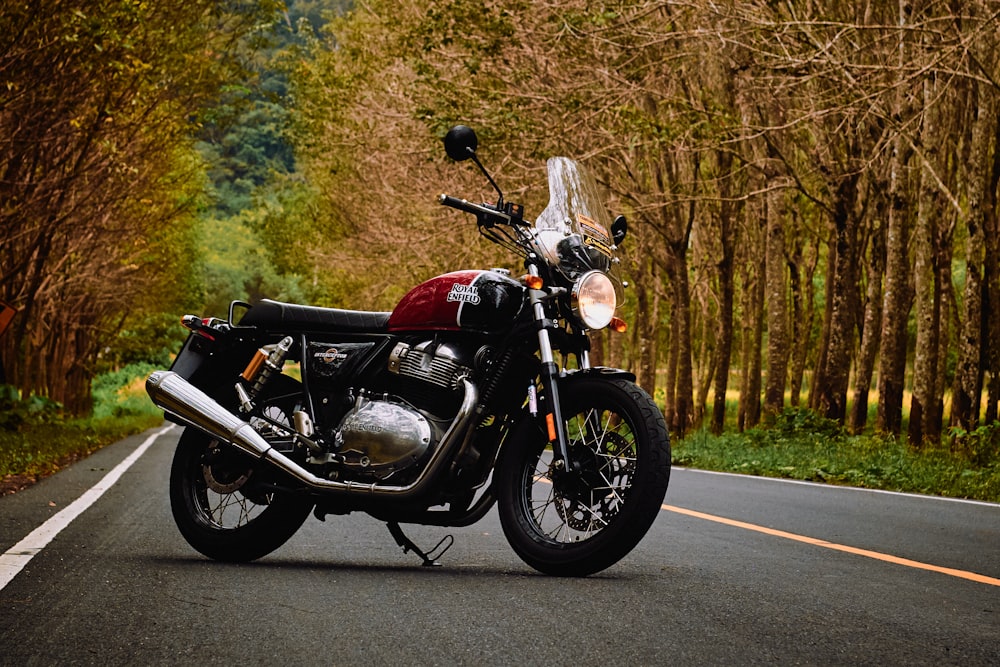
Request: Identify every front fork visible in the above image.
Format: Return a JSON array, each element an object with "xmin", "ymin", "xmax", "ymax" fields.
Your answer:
[{"xmin": 527, "ymin": 264, "xmax": 587, "ymax": 471}]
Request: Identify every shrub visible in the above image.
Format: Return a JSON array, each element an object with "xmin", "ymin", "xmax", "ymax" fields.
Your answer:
[
  {"xmin": 91, "ymin": 362, "xmax": 161, "ymax": 420},
  {"xmin": 0, "ymin": 384, "xmax": 63, "ymax": 431},
  {"xmin": 949, "ymin": 422, "xmax": 1000, "ymax": 467}
]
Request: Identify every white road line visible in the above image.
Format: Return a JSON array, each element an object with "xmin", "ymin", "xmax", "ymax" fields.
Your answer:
[
  {"xmin": 0, "ymin": 424, "xmax": 173, "ymax": 592},
  {"xmin": 673, "ymin": 466, "xmax": 1000, "ymax": 508}
]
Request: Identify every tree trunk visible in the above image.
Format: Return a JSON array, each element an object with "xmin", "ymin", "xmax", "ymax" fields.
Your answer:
[
  {"xmin": 711, "ymin": 246, "xmax": 735, "ymax": 434},
  {"xmin": 909, "ymin": 77, "xmax": 945, "ymax": 446},
  {"xmin": 709, "ymin": 140, "xmax": 741, "ymax": 434},
  {"xmin": 787, "ymin": 231, "xmax": 817, "ymax": 408},
  {"xmin": 813, "ymin": 174, "xmax": 862, "ymax": 422},
  {"xmin": 849, "ymin": 218, "xmax": 885, "ymax": 433},
  {"xmin": 763, "ymin": 178, "xmax": 790, "ymax": 417},
  {"xmin": 877, "ymin": 133, "xmax": 912, "ymax": 435},
  {"xmin": 739, "ymin": 254, "xmax": 765, "ymax": 431},
  {"xmin": 667, "ymin": 250, "xmax": 695, "ymax": 436},
  {"xmin": 640, "ymin": 283, "xmax": 660, "ymax": 399},
  {"xmin": 951, "ymin": 85, "xmax": 997, "ymax": 430}
]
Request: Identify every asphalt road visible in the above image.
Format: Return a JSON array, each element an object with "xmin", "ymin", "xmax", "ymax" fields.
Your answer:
[{"xmin": 1, "ymin": 425, "xmax": 997, "ymax": 666}]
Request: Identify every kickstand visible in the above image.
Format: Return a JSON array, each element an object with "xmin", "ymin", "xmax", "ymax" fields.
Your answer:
[{"xmin": 387, "ymin": 521, "xmax": 454, "ymax": 567}]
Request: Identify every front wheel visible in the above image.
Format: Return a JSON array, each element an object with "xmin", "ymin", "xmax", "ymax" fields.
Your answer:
[{"xmin": 496, "ymin": 377, "xmax": 670, "ymax": 576}]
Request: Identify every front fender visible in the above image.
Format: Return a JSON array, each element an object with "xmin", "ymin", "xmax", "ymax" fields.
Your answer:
[
  {"xmin": 560, "ymin": 366, "xmax": 636, "ymax": 383},
  {"xmin": 494, "ymin": 366, "xmax": 636, "ymax": 465}
]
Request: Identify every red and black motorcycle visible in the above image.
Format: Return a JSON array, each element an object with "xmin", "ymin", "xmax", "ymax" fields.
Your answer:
[{"xmin": 147, "ymin": 126, "xmax": 671, "ymax": 576}]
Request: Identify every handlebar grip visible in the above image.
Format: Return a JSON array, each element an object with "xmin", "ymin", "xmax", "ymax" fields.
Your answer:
[
  {"xmin": 438, "ymin": 193, "xmax": 512, "ymax": 224},
  {"xmin": 438, "ymin": 194, "xmax": 478, "ymax": 214}
]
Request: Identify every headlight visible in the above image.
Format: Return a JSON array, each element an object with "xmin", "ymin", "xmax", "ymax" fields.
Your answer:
[{"xmin": 572, "ymin": 271, "xmax": 616, "ymax": 329}]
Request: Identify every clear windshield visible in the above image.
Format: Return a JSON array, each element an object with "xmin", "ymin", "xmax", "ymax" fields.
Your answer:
[{"xmin": 532, "ymin": 157, "xmax": 619, "ymax": 280}]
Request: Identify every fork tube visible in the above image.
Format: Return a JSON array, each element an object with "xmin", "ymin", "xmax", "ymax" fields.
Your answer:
[{"xmin": 528, "ymin": 265, "xmax": 573, "ymax": 467}]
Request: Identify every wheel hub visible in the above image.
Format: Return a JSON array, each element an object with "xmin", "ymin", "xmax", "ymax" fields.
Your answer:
[
  {"xmin": 201, "ymin": 446, "xmax": 252, "ymax": 494},
  {"xmin": 550, "ymin": 433, "xmax": 632, "ymax": 530}
]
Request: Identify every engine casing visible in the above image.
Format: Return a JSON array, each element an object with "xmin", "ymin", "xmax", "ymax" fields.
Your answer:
[{"xmin": 335, "ymin": 394, "xmax": 437, "ymax": 477}]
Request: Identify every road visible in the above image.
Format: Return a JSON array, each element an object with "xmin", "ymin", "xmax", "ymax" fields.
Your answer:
[{"xmin": 1, "ymin": 425, "xmax": 997, "ymax": 666}]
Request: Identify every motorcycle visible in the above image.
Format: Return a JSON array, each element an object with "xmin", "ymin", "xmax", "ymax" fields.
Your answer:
[{"xmin": 146, "ymin": 125, "xmax": 671, "ymax": 576}]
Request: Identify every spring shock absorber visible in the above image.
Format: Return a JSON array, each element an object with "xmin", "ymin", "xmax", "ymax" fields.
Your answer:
[{"xmin": 235, "ymin": 336, "xmax": 294, "ymax": 414}]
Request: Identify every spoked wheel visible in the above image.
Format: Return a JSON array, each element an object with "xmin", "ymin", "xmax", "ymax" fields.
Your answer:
[
  {"xmin": 169, "ymin": 426, "xmax": 313, "ymax": 562},
  {"xmin": 497, "ymin": 377, "xmax": 670, "ymax": 576}
]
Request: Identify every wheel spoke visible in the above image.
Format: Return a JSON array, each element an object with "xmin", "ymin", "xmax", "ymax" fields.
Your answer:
[{"xmin": 520, "ymin": 404, "xmax": 644, "ymax": 543}]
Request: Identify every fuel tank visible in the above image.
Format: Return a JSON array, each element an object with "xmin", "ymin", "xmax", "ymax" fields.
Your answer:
[{"xmin": 387, "ymin": 270, "xmax": 525, "ymax": 333}]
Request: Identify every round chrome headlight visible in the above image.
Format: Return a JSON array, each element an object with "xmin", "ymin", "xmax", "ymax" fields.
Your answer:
[{"xmin": 572, "ymin": 271, "xmax": 616, "ymax": 330}]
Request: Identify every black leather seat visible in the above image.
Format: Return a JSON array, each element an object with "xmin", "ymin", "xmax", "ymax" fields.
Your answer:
[{"xmin": 240, "ymin": 299, "xmax": 391, "ymax": 333}]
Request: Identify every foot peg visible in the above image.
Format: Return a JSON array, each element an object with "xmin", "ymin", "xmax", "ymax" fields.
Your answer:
[{"xmin": 387, "ymin": 521, "xmax": 454, "ymax": 567}]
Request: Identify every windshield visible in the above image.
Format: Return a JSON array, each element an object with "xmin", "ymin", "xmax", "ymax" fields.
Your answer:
[{"xmin": 532, "ymin": 157, "xmax": 619, "ymax": 280}]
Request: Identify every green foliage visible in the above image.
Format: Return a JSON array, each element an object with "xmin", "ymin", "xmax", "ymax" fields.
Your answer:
[
  {"xmin": 0, "ymin": 363, "xmax": 163, "ymax": 482},
  {"xmin": 197, "ymin": 99, "xmax": 295, "ymax": 217},
  {"xmin": 674, "ymin": 410, "xmax": 1000, "ymax": 503},
  {"xmin": 0, "ymin": 415, "xmax": 163, "ymax": 482},
  {"xmin": 102, "ymin": 313, "xmax": 190, "ymax": 369},
  {"xmin": 749, "ymin": 407, "xmax": 847, "ymax": 446},
  {"xmin": 949, "ymin": 422, "xmax": 1000, "ymax": 468},
  {"xmin": 91, "ymin": 363, "xmax": 163, "ymax": 420},
  {"xmin": 198, "ymin": 215, "xmax": 309, "ymax": 317},
  {"xmin": 0, "ymin": 386, "xmax": 63, "ymax": 432}
]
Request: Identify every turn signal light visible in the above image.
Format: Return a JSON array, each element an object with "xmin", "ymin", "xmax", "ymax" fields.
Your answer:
[
  {"xmin": 610, "ymin": 316, "xmax": 628, "ymax": 333},
  {"xmin": 524, "ymin": 275, "xmax": 544, "ymax": 290}
]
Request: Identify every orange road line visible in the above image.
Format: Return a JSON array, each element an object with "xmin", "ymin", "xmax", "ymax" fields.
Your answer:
[{"xmin": 662, "ymin": 503, "xmax": 1000, "ymax": 588}]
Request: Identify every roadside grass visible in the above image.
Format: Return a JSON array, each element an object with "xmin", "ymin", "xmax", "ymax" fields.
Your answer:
[
  {"xmin": 0, "ymin": 363, "xmax": 164, "ymax": 494},
  {"xmin": 672, "ymin": 407, "xmax": 1000, "ymax": 503}
]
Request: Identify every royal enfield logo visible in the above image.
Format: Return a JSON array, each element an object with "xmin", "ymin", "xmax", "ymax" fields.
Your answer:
[
  {"xmin": 447, "ymin": 283, "xmax": 481, "ymax": 305},
  {"xmin": 314, "ymin": 347, "xmax": 348, "ymax": 364}
]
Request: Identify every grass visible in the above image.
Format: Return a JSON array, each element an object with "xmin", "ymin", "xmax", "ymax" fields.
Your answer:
[
  {"xmin": 0, "ymin": 414, "xmax": 165, "ymax": 493},
  {"xmin": 672, "ymin": 408, "xmax": 1000, "ymax": 503},
  {"xmin": 0, "ymin": 363, "xmax": 165, "ymax": 494}
]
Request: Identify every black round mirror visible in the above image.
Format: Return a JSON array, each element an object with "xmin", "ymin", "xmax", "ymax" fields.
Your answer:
[
  {"xmin": 444, "ymin": 125, "xmax": 478, "ymax": 162},
  {"xmin": 611, "ymin": 215, "xmax": 628, "ymax": 245}
]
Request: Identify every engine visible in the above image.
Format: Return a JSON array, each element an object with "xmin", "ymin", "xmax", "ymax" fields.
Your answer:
[{"xmin": 329, "ymin": 340, "xmax": 477, "ymax": 481}]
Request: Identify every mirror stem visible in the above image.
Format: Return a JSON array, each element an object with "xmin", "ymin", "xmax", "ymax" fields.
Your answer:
[{"xmin": 468, "ymin": 151, "xmax": 504, "ymax": 208}]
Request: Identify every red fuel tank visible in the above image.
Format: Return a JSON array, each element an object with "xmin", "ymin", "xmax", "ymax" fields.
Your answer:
[{"xmin": 387, "ymin": 270, "xmax": 525, "ymax": 333}]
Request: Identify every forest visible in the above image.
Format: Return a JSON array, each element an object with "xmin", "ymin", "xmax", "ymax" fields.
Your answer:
[{"xmin": 2, "ymin": 0, "xmax": 999, "ymax": 452}]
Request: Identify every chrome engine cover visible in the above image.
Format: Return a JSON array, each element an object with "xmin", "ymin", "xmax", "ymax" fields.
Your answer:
[{"xmin": 335, "ymin": 396, "xmax": 433, "ymax": 475}]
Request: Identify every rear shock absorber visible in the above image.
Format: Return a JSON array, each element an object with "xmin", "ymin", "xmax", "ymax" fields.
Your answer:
[{"xmin": 235, "ymin": 336, "xmax": 294, "ymax": 414}]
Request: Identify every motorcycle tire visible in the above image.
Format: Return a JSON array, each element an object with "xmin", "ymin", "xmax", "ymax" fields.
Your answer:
[
  {"xmin": 169, "ymin": 426, "xmax": 313, "ymax": 562},
  {"xmin": 496, "ymin": 377, "xmax": 671, "ymax": 576}
]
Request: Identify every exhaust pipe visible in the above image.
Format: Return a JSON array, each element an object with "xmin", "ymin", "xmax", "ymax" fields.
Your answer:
[{"xmin": 146, "ymin": 370, "xmax": 478, "ymax": 499}]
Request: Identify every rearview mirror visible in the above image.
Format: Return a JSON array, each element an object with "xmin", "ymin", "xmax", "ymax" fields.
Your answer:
[
  {"xmin": 612, "ymin": 215, "xmax": 628, "ymax": 245},
  {"xmin": 444, "ymin": 125, "xmax": 478, "ymax": 162}
]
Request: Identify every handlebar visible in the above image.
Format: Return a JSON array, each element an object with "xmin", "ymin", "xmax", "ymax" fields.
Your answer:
[{"xmin": 438, "ymin": 194, "xmax": 526, "ymax": 227}]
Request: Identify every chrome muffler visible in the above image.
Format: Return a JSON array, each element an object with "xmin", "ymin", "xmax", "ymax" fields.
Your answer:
[{"xmin": 146, "ymin": 370, "xmax": 478, "ymax": 499}]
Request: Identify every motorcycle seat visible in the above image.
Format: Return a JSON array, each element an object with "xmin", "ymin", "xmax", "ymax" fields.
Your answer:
[{"xmin": 240, "ymin": 299, "xmax": 391, "ymax": 333}]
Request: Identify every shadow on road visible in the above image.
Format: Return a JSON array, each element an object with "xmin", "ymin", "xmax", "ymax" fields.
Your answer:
[{"xmin": 143, "ymin": 554, "xmax": 641, "ymax": 582}]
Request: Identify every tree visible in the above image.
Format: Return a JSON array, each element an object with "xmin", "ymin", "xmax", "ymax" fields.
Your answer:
[
  {"xmin": 282, "ymin": 0, "xmax": 1000, "ymax": 443},
  {"xmin": 0, "ymin": 0, "xmax": 283, "ymax": 412}
]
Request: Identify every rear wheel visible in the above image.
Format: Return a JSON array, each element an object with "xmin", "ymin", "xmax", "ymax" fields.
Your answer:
[
  {"xmin": 496, "ymin": 377, "xmax": 670, "ymax": 576},
  {"xmin": 169, "ymin": 426, "xmax": 313, "ymax": 562}
]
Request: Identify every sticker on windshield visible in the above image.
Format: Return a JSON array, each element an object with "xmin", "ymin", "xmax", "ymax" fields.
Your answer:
[
  {"xmin": 586, "ymin": 237, "xmax": 614, "ymax": 258},
  {"xmin": 577, "ymin": 213, "xmax": 611, "ymax": 244}
]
